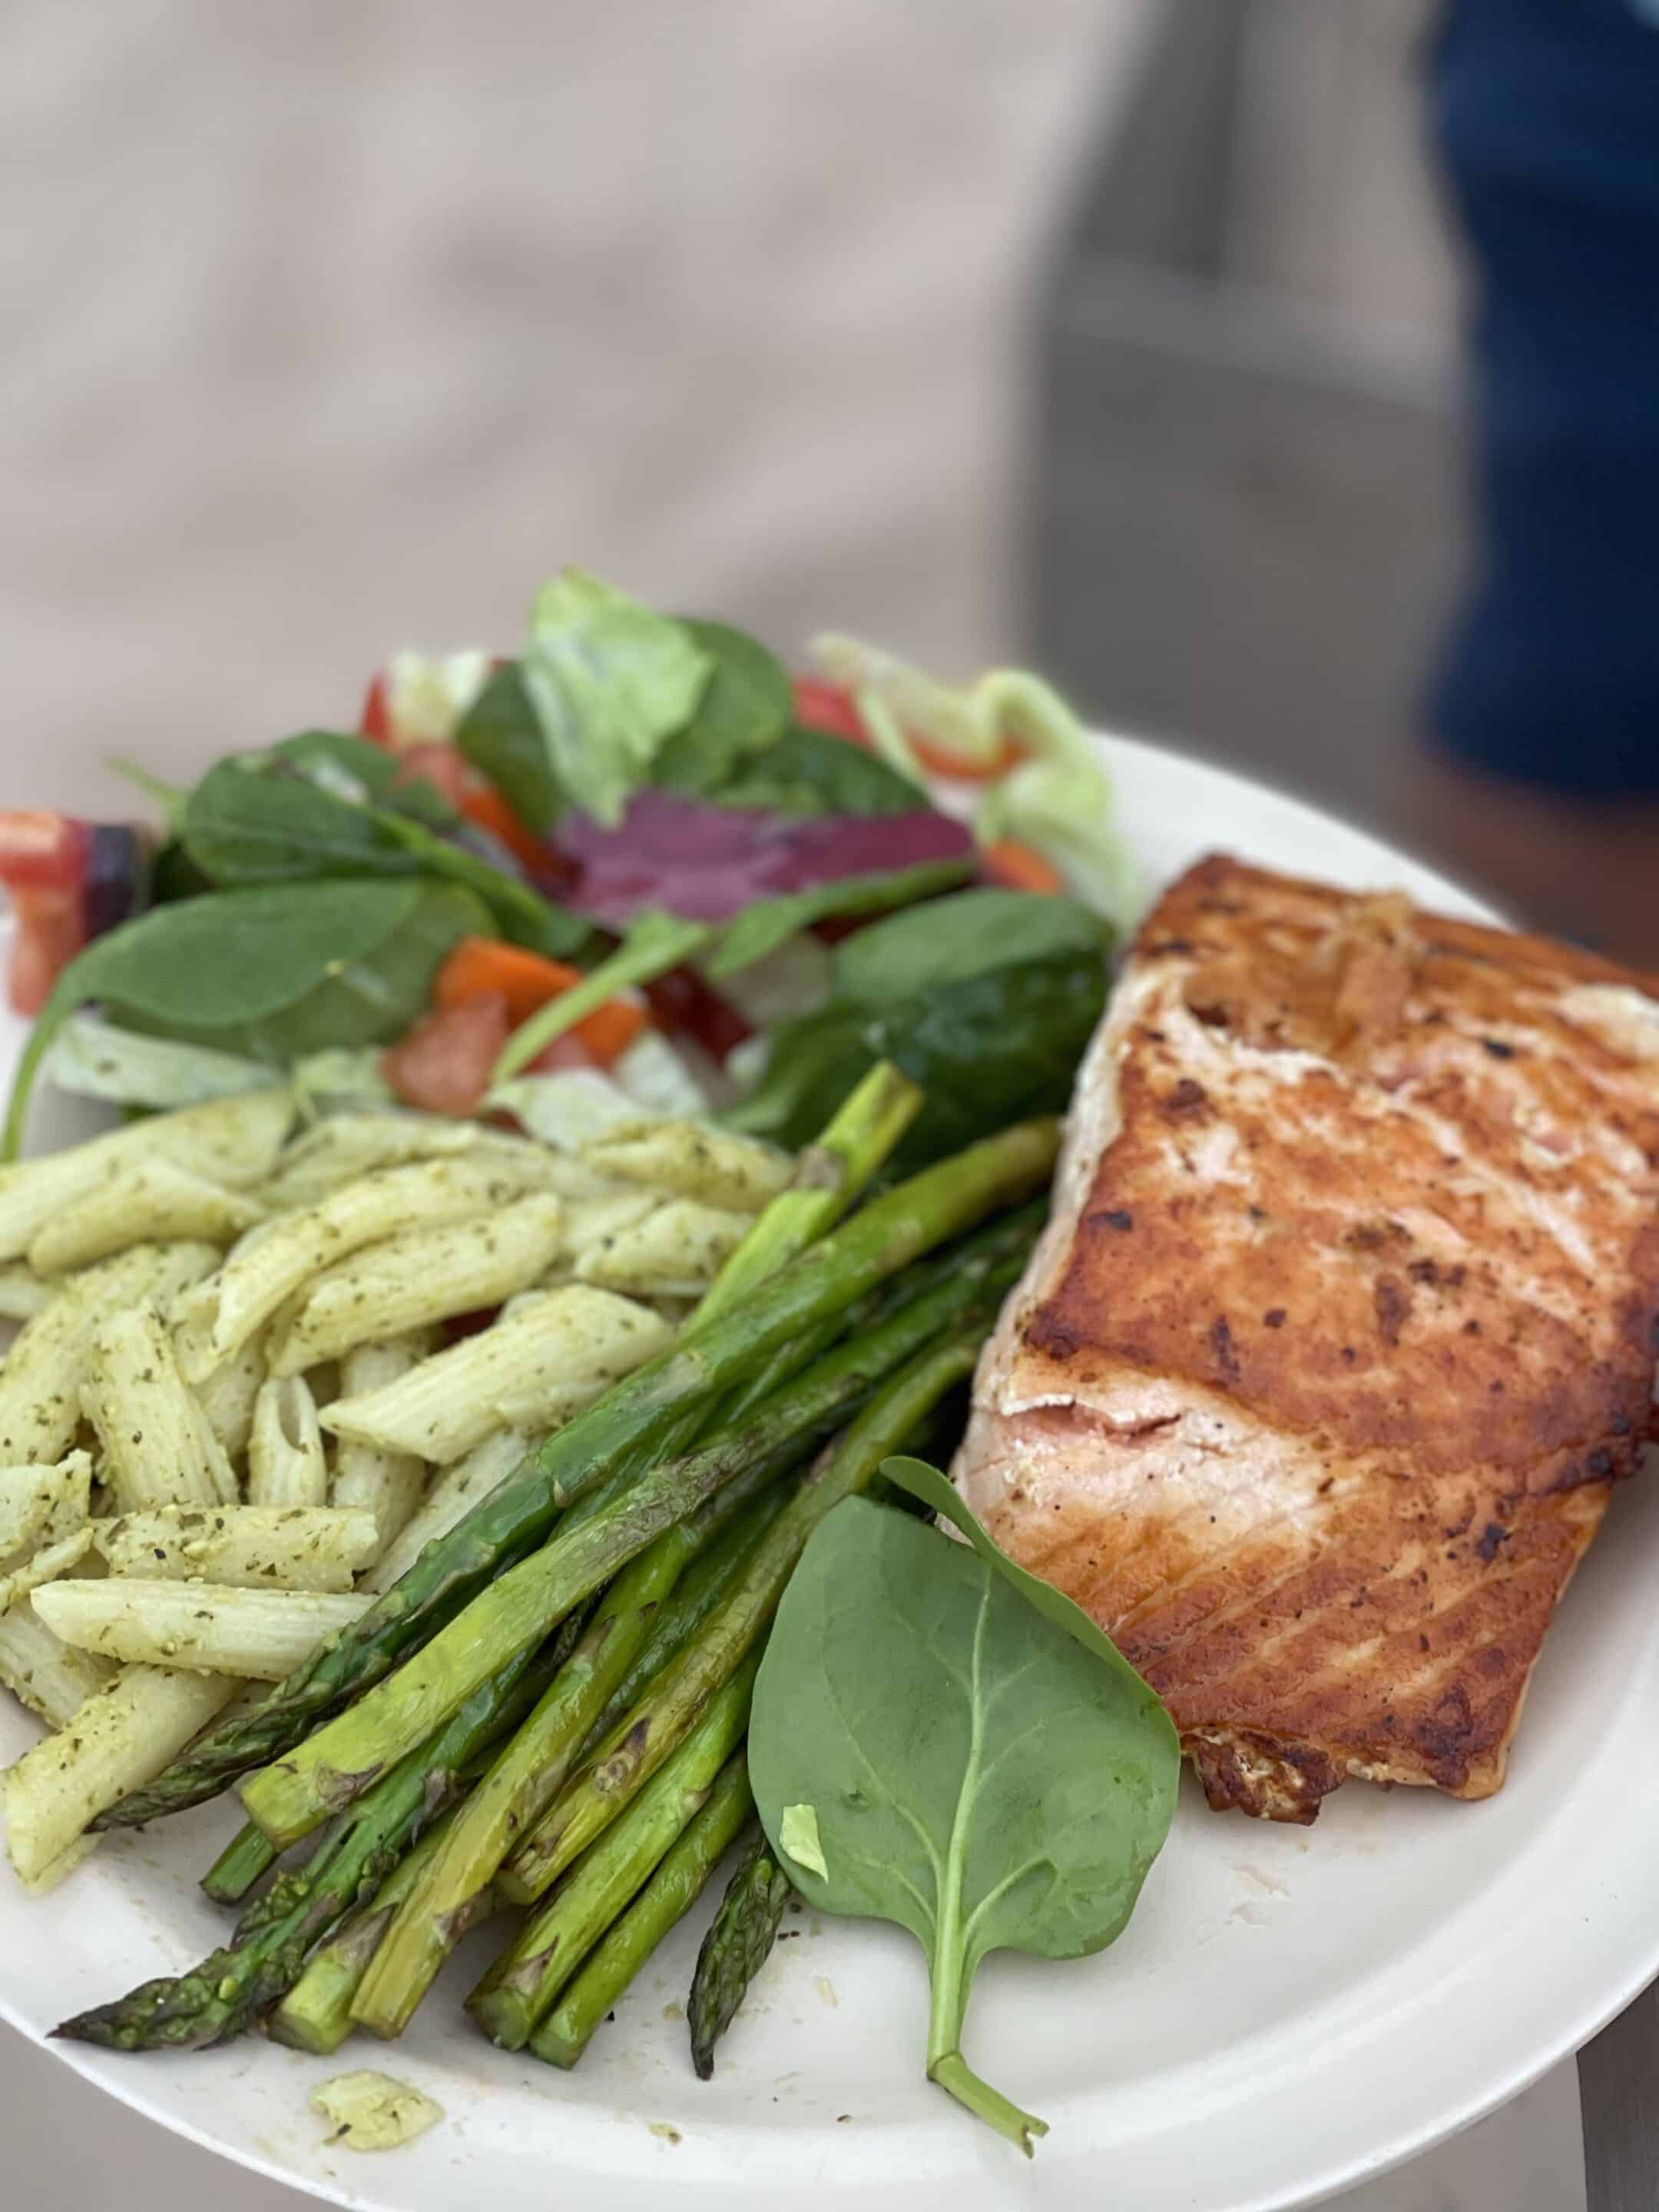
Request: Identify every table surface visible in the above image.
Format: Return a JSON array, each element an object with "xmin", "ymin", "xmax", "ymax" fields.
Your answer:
[{"xmin": 0, "ymin": 2018, "xmax": 1591, "ymax": 2212}]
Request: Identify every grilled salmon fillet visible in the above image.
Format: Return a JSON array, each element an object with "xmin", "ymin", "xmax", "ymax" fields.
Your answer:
[{"xmin": 954, "ymin": 854, "xmax": 1659, "ymax": 1821}]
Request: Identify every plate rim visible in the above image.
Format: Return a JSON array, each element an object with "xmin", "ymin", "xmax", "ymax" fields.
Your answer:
[{"xmin": 2, "ymin": 725, "xmax": 1644, "ymax": 2212}]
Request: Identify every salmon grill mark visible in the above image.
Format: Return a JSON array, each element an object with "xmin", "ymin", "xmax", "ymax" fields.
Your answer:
[
  {"xmin": 1373, "ymin": 1275, "xmax": 1411, "ymax": 1346},
  {"xmin": 1209, "ymin": 1316, "xmax": 1240, "ymax": 1383},
  {"xmin": 1475, "ymin": 1522, "xmax": 1508, "ymax": 1563},
  {"xmin": 1263, "ymin": 1308, "xmax": 1286, "ymax": 1330},
  {"xmin": 1482, "ymin": 1038, "xmax": 1516, "ymax": 1059},
  {"xmin": 1088, "ymin": 1209, "xmax": 1134, "ymax": 1233},
  {"xmin": 1165, "ymin": 1078, "xmax": 1209, "ymax": 1114}
]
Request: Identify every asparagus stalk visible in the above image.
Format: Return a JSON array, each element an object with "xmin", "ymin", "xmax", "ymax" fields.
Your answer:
[
  {"xmin": 200, "ymin": 1820, "xmax": 278, "ymax": 1908},
  {"xmin": 579, "ymin": 1491, "xmax": 787, "ymax": 1754},
  {"xmin": 687, "ymin": 1828, "xmax": 793, "ymax": 2080},
  {"xmin": 686, "ymin": 1062, "xmax": 922, "ymax": 1331},
  {"xmin": 348, "ymin": 1467, "xmax": 784, "ymax": 2039},
  {"xmin": 95, "ymin": 1116, "xmax": 1057, "ymax": 1833},
  {"xmin": 53, "ymin": 1621, "xmax": 581, "ymax": 2051},
  {"xmin": 533, "ymin": 1760, "xmax": 757, "ymax": 2071},
  {"xmin": 499, "ymin": 1323, "xmax": 987, "ymax": 1906},
  {"xmin": 469, "ymin": 1665, "xmax": 761, "ymax": 2051},
  {"xmin": 269, "ymin": 1810, "xmax": 482, "ymax": 2055},
  {"xmin": 240, "ymin": 1230, "xmax": 1030, "ymax": 1853}
]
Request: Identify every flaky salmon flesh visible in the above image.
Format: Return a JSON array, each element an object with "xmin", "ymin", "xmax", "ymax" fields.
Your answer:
[{"xmin": 954, "ymin": 855, "xmax": 1659, "ymax": 1821}]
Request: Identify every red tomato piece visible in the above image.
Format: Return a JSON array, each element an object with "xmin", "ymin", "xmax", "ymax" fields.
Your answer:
[
  {"xmin": 8, "ymin": 892, "xmax": 86, "ymax": 1016},
  {"xmin": 381, "ymin": 992, "xmax": 511, "ymax": 1117},
  {"xmin": 0, "ymin": 813, "xmax": 90, "ymax": 893},
  {"xmin": 790, "ymin": 677, "xmax": 868, "ymax": 744},
  {"xmin": 359, "ymin": 674, "xmax": 393, "ymax": 745},
  {"xmin": 525, "ymin": 1034, "xmax": 594, "ymax": 1075}
]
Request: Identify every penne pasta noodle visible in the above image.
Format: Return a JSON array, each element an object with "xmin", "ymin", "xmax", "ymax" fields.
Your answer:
[
  {"xmin": 0, "ymin": 1453, "xmax": 93, "ymax": 1565},
  {"xmin": 580, "ymin": 1123, "xmax": 791, "ymax": 1213},
  {"xmin": 1, "ymin": 1664, "xmax": 237, "ymax": 1883},
  {"xmin": 247, "ymin": 1374, "xmax": 328, "ymax": 1508},
  {"xmin": 269, "ymin": 1197, "xmax": 568, "ymax": 1374},
  {"xmin": 94, "ymin": 1504, "xmax": 379, "ymax": 1593},
  {"xmin": 174, "ymin": 1153, "xmax": 585, "ymax": 1379},
  {"xmin": 81, "ymin": 1303, "xmax": 237, "ymax": 1514},
  {"xmin": 0, "ymin": 1242, "xmax": 219, "ymax": 1465},
  {"xmin": 573, "ymin": 1197, "xmax": 752, "ymax": 1300},
  {"xmin": 0, "ymin": 1263, "xmax": 53, "ymax": 1323},
  {"xmin": 255, "ymin": 1112, "xmax": 483, "ymax": 1209},
  {"xmin": 0, "ymin": 1601, "xmax": 114, "ymax": 1730},
  {"xmin": 27, "ymin": 1157, "xmax": 267, "ymax": 1277},
  {"xmin": 357, "ymin": 1427, "xmax": 528, "ymax": 1596},
  {"xmin": 558, "ymin": 1189, "xmax": 661, "ymax": 1263},
  {"xmin": 191, "ymin": 1333, "xmax": 268, "ymax": 1462},
  {"xmin": 31, "ymin": 1578, "xmax": 370, "ymax": 1681},
  {"xmin": 0, "ymin": 1089, "xmax": 293, "ymax": 1263},
  {"xmin": 319, "ymin": 1287, "xmax": 674, "ymax": 1465},
  {"xmin": 0, "ymin": 1528, "xmax": 98, "ymax": 1616},
  {"xmin": 326, "ymin": 1337, "xmax": 432, "ymax": 1562}
]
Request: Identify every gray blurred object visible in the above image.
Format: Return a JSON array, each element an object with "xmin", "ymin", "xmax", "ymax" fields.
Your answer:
[
  {"xmin": 1032, "ymin": 8, "xmax": 1654, "ymax": 2203},
  {"xmin": 1030, "ymin": 0, "xmax": 1461, "ymax": 839}
]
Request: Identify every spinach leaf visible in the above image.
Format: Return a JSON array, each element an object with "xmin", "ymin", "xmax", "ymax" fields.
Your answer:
[
  {"xmin": 3, "ymin": 880, "xmax": 486, "ymax": 1158},
  {"xmin": 706, "ymin": 724, "xmax": 926, "ymax": 817},
  {"xmin": 747, "ymin": 1460, "xmax": 1178, "ymax": 2156},
  {"xmin": 184, "ymin": 757, "xmax": 410, "ymax": 883},
  {"xmin": 264, "ymin": 729, "xmax": 458, "ymax": 830},
  {"xmin": 706, "ymin": 854, "xmax": 974, "ymax": 979},
  {"xmin": 520, "ymin": 570, "xmax": 714, "ymax": 827},
  {"xmin": 181, "ymin": 751, "xmax": 588, "ymax": 957},
  {"xmin": 651, "ymin": 621, "xmax": 793, "ymax": 797},
  {"xmin": 723, "ymin": 944, "xmax": 1109, "ymax": 1166},
  {"xmin": 455, "ymin": 662, "xmax": 561, "ymax": 835},
  {"xmin": 831, "ymin": 888, "xmax": 1114, "ymax": 1003}
]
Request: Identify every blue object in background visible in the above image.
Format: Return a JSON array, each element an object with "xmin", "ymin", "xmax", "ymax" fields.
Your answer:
[{"xmin": 1426, "ymin": 0, "xmax": 1659, "ymax": 799}]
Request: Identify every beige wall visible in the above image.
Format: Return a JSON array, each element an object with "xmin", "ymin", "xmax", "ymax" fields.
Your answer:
[{"xmin": 3, "ymin": 1, "xmax": 1153, "ymax": 812}]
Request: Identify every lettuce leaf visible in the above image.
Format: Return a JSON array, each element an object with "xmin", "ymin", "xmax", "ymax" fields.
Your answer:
[{"xmin": 520, "ymin": 571, "xmax": 714, "ymax": 827}]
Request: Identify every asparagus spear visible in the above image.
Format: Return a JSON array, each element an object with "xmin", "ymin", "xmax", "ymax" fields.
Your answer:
[
  {"xmin": 579, "ymin": 1491, "xmax": 787, "ymax": 1754},
  {"xmin": 200, "ymin": 1820, "xmax": 277, "ymax": 1908},
  {"xmin": 95, "ymin": 1115, "xmax": 1056, "ymax": 1833},
  {"xmin": 269, "ymin": 1810, "xmax": 484, "ymax": 2056},
  {"xmin": 348, "ymin": 1467, "xmax": 785, "ymax": 2038},
  {"xmin": 53, "ymin": 1621, "xmax": 581, "ymax": 2051},
  {"xmin": 240, "ymin": 1226, "xmax": 1033, "ymax": 1852},
  {"xmin": 534, "ymin": 1762, "xmax": 758, "ymax": 2071},
  {"xmin": 687, "ymin": 1829, "xmax": 793, "ymax": 2080},
  {"xmin": 499, "ymin": 1323, "xmax": 988, "ymax": 1906},
  {"xmin": 469, "ymin": 1665, "xmax": 761, "ymax": 2051},
  {"xmin": 686, "ymin": 1062, "xmax": 922, "ymax": 1331}
]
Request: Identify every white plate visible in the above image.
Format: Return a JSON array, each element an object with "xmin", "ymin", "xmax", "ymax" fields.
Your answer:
[{"xmin": 3, "ymin": 732, "xmax": 1655, "ymax": 2212}]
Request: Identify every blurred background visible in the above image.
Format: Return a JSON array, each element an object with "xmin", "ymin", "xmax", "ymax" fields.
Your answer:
[
  {"xmin": 5, "ymin": 0, "xmax": 1455, "ymax": 839},
  {"xmin": 5, "ymin": 0, "xmax": 1655, "ymax": 968}
]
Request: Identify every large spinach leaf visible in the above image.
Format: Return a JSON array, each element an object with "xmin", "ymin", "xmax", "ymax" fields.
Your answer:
[
  {"xmin": 748, "ymin": 1458, "xmax": 1178, "ymax": 2155},
  {"xmin": 706, "ymin": 724, "xmax": 925, "ymax": 817},
  {"xmin": 830, "ymin": 887, "xmax": 1113, "ymax": 1003},
  {"xmin": 519, "ymin": 570, "xmax": 714, "ymax": 827},
  {"xmin": 651, "ymin": 620, "xmax": 793, "ymax": 797},
  {"xmin": 263, "ymin": 730, "xmax": 457, "ymax": 829},
  {"xmin": 455, "ymin": 662, "xmax": 561, "ymax": 835},
  {"xmin": 706, "ymin": 853, "xmax": 975, "ymax": 979},
  {"xmin": 2, "ymin": 880, "xmax": 487, "ymax": 1157},
  {"xmin": 724, "ymin": 943, "xmax": 1109, "ymax": 1165},
  {"xmin": 180, "ymin": 750, "xmax": 588, "ymax": 957}
]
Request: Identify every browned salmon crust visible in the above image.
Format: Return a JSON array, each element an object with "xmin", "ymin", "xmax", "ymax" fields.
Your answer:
[{"xmin": 954, "ymin": 854, "xmax": 1659, "ymax": 1821}]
